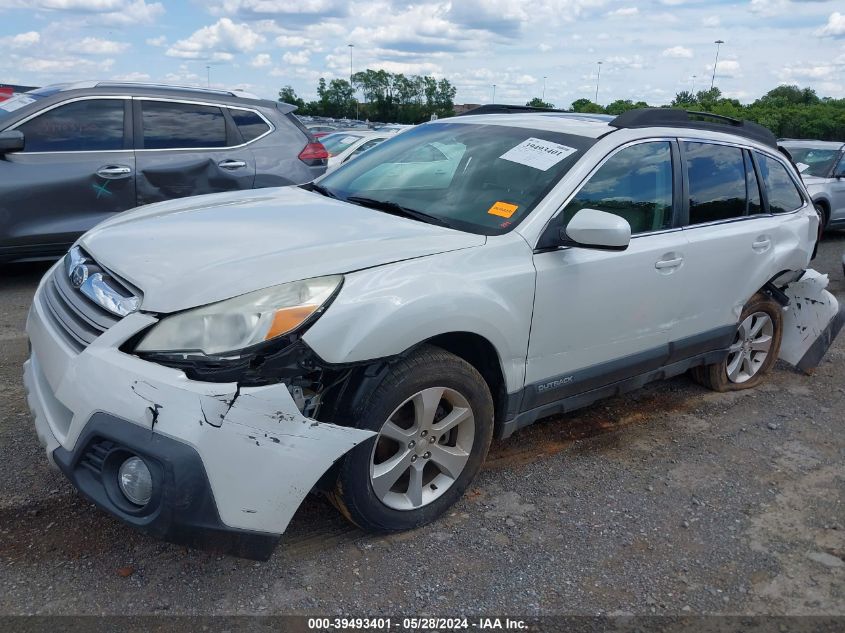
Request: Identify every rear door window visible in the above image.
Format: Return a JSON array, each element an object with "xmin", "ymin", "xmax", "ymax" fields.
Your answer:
[
  {"xmin": 685, "ymin": 142, "xmax": 747, "ymax": 224},
  {"xmin": 755, "ymin": 153, "xmax": 804, "ymax": 213},
  {"xmin": 141, "ymin": 101, "xmax": 227, "ymax": 149},
  {"xmin": 16, "ymin": 99, "xmax": 125, "ymax": 152},
  {"xmin": 228, "ymin": 108, "xmax": 270, "ymax": 143}
]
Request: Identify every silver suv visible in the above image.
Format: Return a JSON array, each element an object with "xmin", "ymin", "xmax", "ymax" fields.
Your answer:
[
  {"xmin": 0, "ymin": 81, "xmax": 327, "ymax": 263},
  {"xmin": 780, "ymin": 139, "xmax": 845, "ymax": 231}
]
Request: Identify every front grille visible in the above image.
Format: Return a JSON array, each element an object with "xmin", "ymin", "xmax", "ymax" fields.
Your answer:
[{"xmin": 40, "ymin": 250, "xmax": 129, "ymax": 352}]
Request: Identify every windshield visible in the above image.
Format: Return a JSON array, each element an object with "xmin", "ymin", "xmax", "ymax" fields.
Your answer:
[
  {"xmin": 318, "ymin": 121, "xmax": 594, "ymax": 235},
  {"xmin": 321, "ymin": 133, "xmax": 364, "ymax": 156},
  {"xmin": 787, "ymin": 147, "xmax": 841, "ymax": 178}
]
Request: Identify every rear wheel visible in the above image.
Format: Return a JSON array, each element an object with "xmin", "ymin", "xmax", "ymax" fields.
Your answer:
[
  {"xmin": 691, "ymin": 292, "xmax": 783, "ymax": 392},
  {"xmin": 330, "ymin": 345, "xmax": 494, "ymax": 532}
]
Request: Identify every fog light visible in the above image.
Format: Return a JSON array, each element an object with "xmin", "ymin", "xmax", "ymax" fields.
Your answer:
[{"xmin": 118, "ymin": 456, "xmax": 152, "ymax": 506}]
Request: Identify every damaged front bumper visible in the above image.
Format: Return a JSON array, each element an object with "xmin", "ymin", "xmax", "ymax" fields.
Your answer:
[{"xmin": 23, "ymin": 276, "xmax": 374, "ymax": 560}]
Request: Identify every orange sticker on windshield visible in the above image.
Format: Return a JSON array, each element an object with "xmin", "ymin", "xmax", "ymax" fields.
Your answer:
[{"xmin": 488, "ymin": 201, "xmax": 518, "ymax": 218}]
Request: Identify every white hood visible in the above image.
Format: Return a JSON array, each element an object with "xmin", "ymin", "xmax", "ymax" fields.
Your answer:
[{"xmin": 81, "ymin": 186, "xmax": 485, "ymax": 313}]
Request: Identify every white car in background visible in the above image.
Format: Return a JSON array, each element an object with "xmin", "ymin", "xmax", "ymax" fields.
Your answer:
[{"xmin": 322, "ymin": 131, "xmax": 392, "ymax": 173}]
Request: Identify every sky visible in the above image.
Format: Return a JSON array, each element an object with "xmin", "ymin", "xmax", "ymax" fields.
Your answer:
[{"xmin": 0, "ymin": 0, "xmax": 843, "ymax": 108}]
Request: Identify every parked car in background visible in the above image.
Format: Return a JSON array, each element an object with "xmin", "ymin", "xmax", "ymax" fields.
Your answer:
[
  {"xmin": 779, "ymin": 139, "xmax": 845, "ymax": 231},
  {"xmin": 306, "ymin": 124, "xmax": 339, "ymax": 138},
  {"xmin": 321, "ymin": 130, "xmax": 392, "ymax": 172},
  {"xmin": 24, "ymin": 106, "xmax": 827, "ymax": 559},
  {"xmin": 0, "ymin": 81, "xmax": 327, "ymax": 263}
]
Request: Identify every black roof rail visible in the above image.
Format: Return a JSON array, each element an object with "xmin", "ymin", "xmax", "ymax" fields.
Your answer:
[
  {"xmin": 456, "ymin": 104, "xmax": 571, "ymax": 116},
  {"xmin": 610, "ymin": 108, "xmax": 777, "ymax": 148}
]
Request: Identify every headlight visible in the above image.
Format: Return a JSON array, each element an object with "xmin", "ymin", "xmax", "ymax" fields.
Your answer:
[{"xmin": 136, "ymin": 275, "xmax": 342, "ymax": 355}]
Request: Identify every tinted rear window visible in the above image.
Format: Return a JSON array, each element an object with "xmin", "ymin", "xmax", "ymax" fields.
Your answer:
[
  {"xmin": 141, "ymin": 101, "xmax": 227, "ymax": 149},
  {"xmin": 229, "ymin": 108, "xmax": 270, "ymax": 143},
  {"xmin": 756, "ymin": 153, "xmax": 804, "ymax": 213},
  {"xmin": 685, "ymin": 142, "xmax": 747, "ymax": 224}
]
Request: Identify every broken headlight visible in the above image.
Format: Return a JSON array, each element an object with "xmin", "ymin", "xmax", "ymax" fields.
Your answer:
[{"xmin": 135, "ymin": 275, "xmax": 342, "ymax": 356}]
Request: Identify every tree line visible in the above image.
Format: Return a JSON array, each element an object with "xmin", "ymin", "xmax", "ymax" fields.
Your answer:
[
  {"xmin": 281, "ymin": 77, "xmax": 844, "ymax": 140},
  {"xmin": 279, "ymin": 69, "xmax": 457, "ymax": 123},
  {"xmin": 527, "ymin": 85, "xmax": 844, "ymax": 141}
]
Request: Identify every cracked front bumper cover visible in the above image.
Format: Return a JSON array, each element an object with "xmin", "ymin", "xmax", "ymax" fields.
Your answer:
[
  {"xmin": 23, "ymin": 276, "xmax": 375, "ymax": 557},
  {"xmin": 53, "ymin": 413, "xmax": 280, "ymax": 560}
]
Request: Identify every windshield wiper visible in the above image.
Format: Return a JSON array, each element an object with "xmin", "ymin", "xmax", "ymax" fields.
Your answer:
[
  {"xmin": 345, "ymin": 196, "xmax": 452, "ymax": 228},
  {"xmin": 308, "ymin": 182, "xmax": 338, "ymax": 199}
]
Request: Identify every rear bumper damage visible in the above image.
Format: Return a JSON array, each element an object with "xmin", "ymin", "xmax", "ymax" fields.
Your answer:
[
  {"xmin": 23, "ymin": 281, "xmax": 374, "ymax": 559},
  {"xmin": 779, "ymin": 269, "xmax": 844, "ymax": 373}
]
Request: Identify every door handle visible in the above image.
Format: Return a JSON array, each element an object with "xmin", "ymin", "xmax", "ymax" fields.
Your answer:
[
  {"xmin": 218, "ymin": 159, "xmax": 247, "ymax": 170},
  {"xmin": 655, "ymin": 257, "xmax": 683, "ymax": 270},
  {"xmin": 752, "ymin": 238, "xmax": 771, "ymax": 252},
  {"xmin": 96, "ymin": 165, "xmax": 132, "ymax": 178}
]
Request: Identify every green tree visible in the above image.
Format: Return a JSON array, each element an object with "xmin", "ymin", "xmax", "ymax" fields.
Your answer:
[
  {"xmin": 278, "ymin": 85, "xmax": 306, "ymax": 110},
  {"xmin": 605, "ymin": 99, "xmax": 647, "ymax": 115},
  {"xmin": 315, "ymin": 77, "xmax": 356, "ymax": 118},
  {"xmin": 671, "ymin": 91, "xmax": 698, "ymax": 108},
  {"xmin": 570, "ymin": 98, "xmax": 605, "ymax": 113},
  {"xmin": 526, "ymin": 97, "xmax": 554, "ymax": 108}
]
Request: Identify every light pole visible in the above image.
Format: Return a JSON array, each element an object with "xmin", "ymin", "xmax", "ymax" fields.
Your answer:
[
  {"xmin": 492, "ymin": 84, "xmax": 496, "ymax": 103},
  {"xmin": 691, "ymin": 74, "xmax": 696, "ymax": 93},
  {"xmin": 710, "ymin": 39, "xmax": 724, "ymax": 90},
  {"xmin": 206, "ymin": 65, "xmax": 210, "ymax": 88},
  {"xmin": 542, "ymin": 76, "xmax": 547, "ymax": 101},
  {"xmin": 594, "ymin": 61, "xmax": 602, "ymax": 104},
  {"xmin": 348, "ymin": 43, "xmax": 357, "ymax": 119}
]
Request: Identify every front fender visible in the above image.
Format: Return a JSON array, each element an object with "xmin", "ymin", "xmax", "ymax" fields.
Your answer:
[{"xmin": 302, "ymin": 237, "xmax": 536, "ymax": 393}]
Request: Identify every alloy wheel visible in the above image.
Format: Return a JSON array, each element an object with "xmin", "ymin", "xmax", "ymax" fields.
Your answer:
[
  {"xmin": 726, "ymin": 311, "xmax": 774, "ymax": 383},
  {"xmin": 369, "ymin": 386, "xmax": 475, "ymax": 511}
]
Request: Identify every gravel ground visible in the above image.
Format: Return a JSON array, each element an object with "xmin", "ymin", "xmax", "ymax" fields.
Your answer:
[{"xmin": 1, "ymin": 235, "xmax": 843, "ymax": 616}]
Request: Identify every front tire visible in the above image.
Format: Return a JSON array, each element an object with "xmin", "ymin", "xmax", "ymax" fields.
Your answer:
[
  {"xmin": 691, "ymin": 292, "xmax": 783, "ymax": 392},
  {"xmin": 330, "ymin": 345, "xmax": 494, "ymax": 532}
]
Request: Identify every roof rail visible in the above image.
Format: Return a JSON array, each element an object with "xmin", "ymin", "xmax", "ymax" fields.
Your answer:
[
  {"xmin": 610, "ymin": 108, "xmax": 777, "ymax": 148},
  {"xmin": 455, "ymin": 104, "xmax": 571, "ymax": 116},
  {"xmin": 93, "ymin": 81, "xmax": 260, "ymax": 100}
]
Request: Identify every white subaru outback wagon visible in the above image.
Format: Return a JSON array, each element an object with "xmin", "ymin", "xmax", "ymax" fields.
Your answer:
[{"xmin": 24, "ymin": 106, "xmax": 831, "ymax": 559}]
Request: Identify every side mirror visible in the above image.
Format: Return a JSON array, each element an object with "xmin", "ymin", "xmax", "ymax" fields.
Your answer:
[
  {"xmin": 559, "ymin": 208, "xmax": 631, "ymax": 251},
  {"xmin": 0, "ymin": 130, "xmax": 24, "ymax": 154}
]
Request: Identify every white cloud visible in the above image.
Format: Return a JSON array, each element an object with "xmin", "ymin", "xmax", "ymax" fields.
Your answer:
[
  {"xmin": 662, "ymin": 45, "xmax": 693, "ymax": 58},
  {"xmin": 111, "ymin": 71, "xmax": 150, "ymax": 81},
  {"xmin": 707, "ymin": 59, "xmax": 741, "ymax": 78},
  {"xmin": 0, "ymin": 0, "xmax": 166, "ymax": 25},
  {"xmin": 703, "ymin": 15, "xmax": 720, "ymax": 27},
  {"xmin": 166, "ymin": 17, "xmax": 264, "ymax": 59},
  {"xmin": 77, "ymin": 36, "xmax": 129, "ymax": 54},
  {"xmin": 0, "ymin": 31, "xmax": 40, "ymax": 48},
  {"xmin": 250, "ymin": 52, "xmax": 271, "ymax": 67},
  {"xmin": 749, "ymin": 0, "xmax": 787, "ymax": 17},
  {"xmin": 778, "ymin": 64, "xmax": 836, "ymax": 81},
  {"xmin": 606, "ymin": 7, "xmax": 638, "ymax": 18},
  {"xmin": 282, "ymin": 50, "xmax": 310, "ymax": 65},
  {"xmin": 15, "ymin": 55, "xmax": 115, "ymax": 74},
  {"xmin": 817, "ymin": 12, "xmax": 845, "ymax": 37},
  {"xmin": 146, "ymin": 35, "xmax": 166, "ymax": 46}
]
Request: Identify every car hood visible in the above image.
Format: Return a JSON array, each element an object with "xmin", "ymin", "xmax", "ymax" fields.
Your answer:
[
  {"xmin": 81, "ymin": 187, "xmax": 485, "ymax": 313},
  {"xmin": 801, "ymin": 175, "xmax": 828, "ymax": 187}
]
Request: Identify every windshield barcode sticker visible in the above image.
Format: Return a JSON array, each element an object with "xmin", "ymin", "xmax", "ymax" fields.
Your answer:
[
  {"xmin": 0, "ymin": 94, "xmax": 35, "ymax": 112},
  {"xmin": 499, "ymin": 138, "xmax": 578, "ymax": 171}
]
